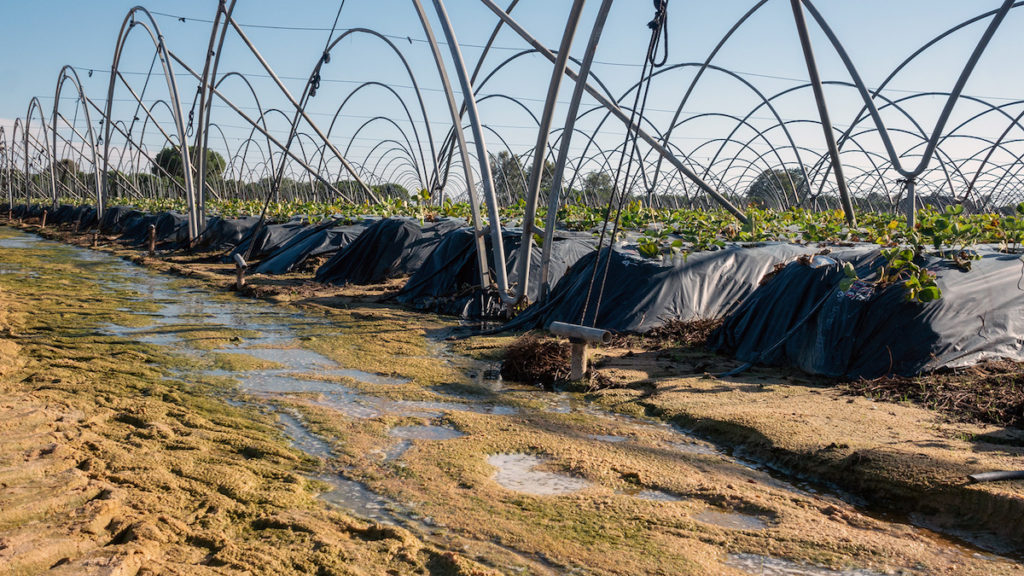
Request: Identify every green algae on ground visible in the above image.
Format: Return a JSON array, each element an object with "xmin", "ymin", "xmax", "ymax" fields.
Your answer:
[
  {"xmin": 0, "ymin": 226, "xmax": 493, "ymax": 576},
  {"xmin": 207, "ymin": 351, "xmax": 286, "ymax": 372},
  {"xmin": 299, "ymin": 306, "xmax": 466, "ymax": 386},
  {"xmin": 15, "ymin": 223, "xmax": 1024, "ymax": 575}
]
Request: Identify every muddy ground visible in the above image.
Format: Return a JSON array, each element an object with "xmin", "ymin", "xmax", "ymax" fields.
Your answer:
[{"xmin": 1, "ymin": 218, "xmax": 1023, "ymax": 575}]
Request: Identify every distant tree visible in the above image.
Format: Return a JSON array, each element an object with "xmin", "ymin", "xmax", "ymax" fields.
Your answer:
[
  {"xmin": 151, "ymin": 146, "xmax": 226, "ymax": 180},
  {"xmin": 373, "ymin": 182, "xmax": 409, "ymax": 200},
  {"xmin": 489, "ymin": 150, "xmax": 556, "ymax": 205},
  {"xmin": 580, "ymin": 171, "xmax": 615, "ymax": 206},
  {"xmin": 104, "ymin": 170, "xmax": 131, "ymax": 198},
  {"xmin": 334, "ymin": 180, "xmax": 363, "ymax": 199},
  {"xmin": 490, "ymin": 151, "xmax": 527, "ymax": 203},
  {"xmin": 48, "ymin": 159, "xmax": 81, "ymax": 192},
  {"xmin": 746, "ymin": 168, "xmax": 807, "ymax": 209}
]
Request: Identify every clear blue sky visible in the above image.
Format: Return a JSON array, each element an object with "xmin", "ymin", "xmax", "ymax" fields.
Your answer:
[{"xmin": 1, "ymin": 1, "xmax": 1021, "ymax": 194}]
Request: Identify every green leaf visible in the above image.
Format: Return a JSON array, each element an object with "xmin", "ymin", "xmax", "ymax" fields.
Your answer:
[{"xmin": 918, "ymin": 285, "xmax": 942, "ymax": 302}]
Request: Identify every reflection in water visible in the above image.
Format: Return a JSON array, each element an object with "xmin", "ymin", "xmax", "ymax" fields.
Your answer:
[
  {"xmin": 488, "ymin": 453, "xmax": 590, "ymax": 496},
  {"xmin": 388, "ymin": 425, "xmax": 464, "ymax": 441},
  {"xmin": 694, "ymin": 509, "xmax": 769, "ymax": 531},
  {"xmin": 316, "ymin": 474, "xmax": 402, "ymax": 525},
  {"xmin": 726, "ymin": 553, "xmax": 888, "ymax": 576}
]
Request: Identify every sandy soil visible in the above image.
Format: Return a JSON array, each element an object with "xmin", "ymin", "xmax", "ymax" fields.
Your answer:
[
  {"xmin": 0, "ymin": 225, "xmax": 492, "ymax": 575},
  {"xmin": 3, "ymin": 218, "xmax": 1023, "ymax": 575}
]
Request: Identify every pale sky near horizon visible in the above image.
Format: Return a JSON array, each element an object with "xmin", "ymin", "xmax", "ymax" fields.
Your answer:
[{"xmin": 0, "ymin": 1, "xmax": 1021, "ymax": 192}]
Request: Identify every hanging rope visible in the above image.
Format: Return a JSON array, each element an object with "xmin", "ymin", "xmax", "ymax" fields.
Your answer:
[
  {"xmin": 578, "ymin": 0, "xmax": 670, "ymax": 327},
  {"xmin": 243, "ymin": 0, "xmax": 346, "ymax": 263},
  {"xmin": 648, "ymin": 0, "xmax": 670, "ymax": 67}
]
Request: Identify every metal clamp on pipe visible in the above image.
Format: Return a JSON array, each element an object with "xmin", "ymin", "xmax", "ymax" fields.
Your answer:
[
  {"xmin": 233, "ymin": 253, "xmax": 248, "ymax": 290},
  {"xmin": 549, "ymin": 321, "xmax": 611, "ymax": 380}
]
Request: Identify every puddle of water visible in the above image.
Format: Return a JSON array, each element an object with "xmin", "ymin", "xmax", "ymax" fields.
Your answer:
[
  {"xmin": 545, "ymin": 396, "xmax": 572, "ymax": 414},
  {"xmin": 230, "ymin": 347, "xmax": 336, "ymax": 370},
  {"xmin": 316, "ymin": 474, "xmax": 401, "ymax": 525},
  {"xmin": 101, "ymin": 324, "xmax": 182, "ymax": 346},
  {"xmin": 314, "ymin": 393, "xmax": 386, "ymax": 419},
  {"xmin": 388, "ymin": 400, "xmax": 517, "ymax": 419},
  {"xmin": 667, "ymin": 439, "xmax": 720, "ymax": 456},
  {"xmin": 388, "ymin": 425, "xmax": 464, "ymax": 441},
  {"xmin": 588, "ymin": 434, "xmax": 629, "ymax": 444},
  {"xmin": 381, "ymin": 440, "xmax": 412, "ymax": 462},
  {"xmin": 695, "ymin": 509, "xmax": 769, "ymax": 531},
  {"xmin": 619, "ymin": 487, "xmax": 684, "ymax": 501},
  {"xmin": 0, "ymin": 235, "xmax": 42, "ymax": 248},
  {"xmin": 18, "ymin": 230, "xmax": 1019, "ymax": 569},
  {"xmin": 726, "ymin": 553, "xmax": 889, "ymax": 576},
  {"xmin": 277, "ymin": 411, "xmax": 333, "ymax": 459},
  {"xmin": 488, "ymin": 454, "xmax": 590, "ymax": 496}
]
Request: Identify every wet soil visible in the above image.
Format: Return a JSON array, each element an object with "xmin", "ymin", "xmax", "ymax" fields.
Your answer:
[{"xmin": 4, "ymin": 219, "xmax": 1024, "ymax": 575}]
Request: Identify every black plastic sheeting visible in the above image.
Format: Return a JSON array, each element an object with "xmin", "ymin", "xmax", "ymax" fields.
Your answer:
[
  {"xmin": 504, "ymin": 242, "xmax": 821, "ymax": 333},
  {"xmin": 43, "ymin": 204, "xmax": 97, "ymax": 231},
  {"xmin": 193, "ymin": 216, "xmax": 261, "ymax": 252},
  {"xmin": 99, "ymin": 206, "xmax": 145, "ymax": 234},
  {"xmin": 228, "ymin": 219, "xmax": 310, "ymax": 262},
  {"xmin": 315, "ymin": 217, "xmax": 464, "ymax": 285},
  {"xmin": 252, "ymin": 219, "xmax": 368, "ymax": 275},
  {"xmin": 117, "ymin": 211, "xmax": 190, "ymax": 248},
  {"xmin": 395, "ymin": 228, "xmax": 595, "ymax": 318},
  {"xmin": 712, "ymin": 246, "xmax": 1024, "ymax": 378}
]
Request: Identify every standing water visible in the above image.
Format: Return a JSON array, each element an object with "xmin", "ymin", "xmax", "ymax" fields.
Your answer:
[{"xmin": 3, "ymin": 229, "xmax": 1020, "ymax": 576}]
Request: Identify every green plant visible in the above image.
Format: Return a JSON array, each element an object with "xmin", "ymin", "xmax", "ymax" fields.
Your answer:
[{"xmin": 839, "ymin": 246, "xmax": 941, "ymax": 303}]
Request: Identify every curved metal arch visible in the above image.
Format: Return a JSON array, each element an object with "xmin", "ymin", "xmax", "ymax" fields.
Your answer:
[
  {"xmin": 24, "ymin": 97, "xmax": 57, "ymax": 208},
  {"xmin": 328, "ymin": 81, "xmax": 431, "ymax": 190},
  {"xmin": 52, "ymin": 66, "xmax": 102, "ymax": 212},
  {"xmin": 647, "ymin": 0, "xmax": 772, "ymax": 189},
  {"xmin": 701, "ymin": 116, "xmax": 890, "ymax": 208},
  {"xmin": 0, "ymin": 126, "xmax": 12, "ymax": 209},
  {"xmin": 342, "ymin": 115, "xmax": 420, "ymax": 181},
  {"xmin": 905, "ymin": 132, "xmax": 1024, "ymax": 198},
  {"xmin": 804, "ymin": 0, "xmax": 1016, "ymax": 179},
  {"xmin": 371, "ymin": 153, "xmax": 421, "ymax": 192},
  {"xmin": 8, "ymin": 119, "xmax": 27, "ymax": 206},
  {"xmin": 320, "ymin": 27, "xmax": 439, "ymax": 190},
  {"xmin": 480, "ymin": 125, "xmax": 530, "ymax": 207},
  {"xmin": 668, "ymin": 110, "xmax": 810, "ymax": 206},
  {"xmin": 359, "ymin": 138, "xmax": 420, "ymax": 184},
  {"xmin": 557, "ymin": 99, "xmax": 701, "ymax": 208},
  {"xmin": 288, "ymin": 131, "xmax": 323, "ymax": 202},
  {"xmin": 215, "ymin": 71, "xmax": 279, "ymax": 180},
  {"xmin": 962, "ymin": 139, "xmax": 1024, "ymax": 206},
  {"xmin": 850, "ymin": 90, "xmax": 1024, "ymax": 195},
  {"xmin": 200, "ymin": 122, "xmax": 237, "ymax": 201},
  {"xmin": 805, "ymin": 2, "xmax": 1024, "ymax": 208},
  {"xmin": 101, "ymin": 7, "xmax": 196, "ymax": 233}
]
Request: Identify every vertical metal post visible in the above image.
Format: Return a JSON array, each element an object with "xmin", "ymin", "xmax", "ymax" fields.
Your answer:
[
  {"xmin": 516, "ymin": 0, "xmax": 587, "ymax": 305},
  {"xmin": 790, "ymin": 0, "xmax": 856, "ymax": 226},
  {"xmin": 477, "ymin": 0, "xmax": 747, "ymax": 224},
  {"xmin": 193, "ymin": 0, "xmax": 235, "ymax": 242},
  {"xmin": 431, "ymin": 0, "xmax": 513, "ymax": 300},
  {"xmin": 905, "ymin": 178, "xmax": 916, "ymax": 228},
  {"xmin": 540, "ymin": 0, "xmax": 613, "ymax": 300},
  {"xmin": 411, "ymin": 0, "xmax": 490, "ymax": 289}
]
